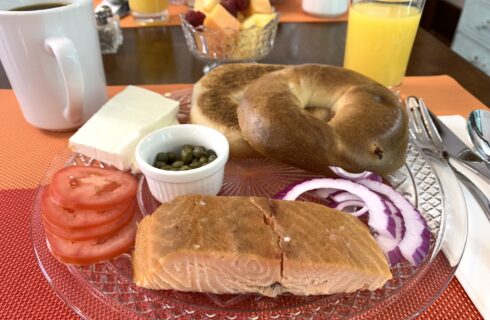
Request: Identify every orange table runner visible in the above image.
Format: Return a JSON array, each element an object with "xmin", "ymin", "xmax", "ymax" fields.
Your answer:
[
  {"xmin": 0, "ymin": 76, "xmax": 485, "ymax": 319},
  {"xmin": 93, "ymin": 0, "xmax": 348, "ymax": 28}
]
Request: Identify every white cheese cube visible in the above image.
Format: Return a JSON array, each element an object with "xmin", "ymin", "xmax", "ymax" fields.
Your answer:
[{"xmin": 69, "ymin": 86, "xmax": 179, "ymax": 171}]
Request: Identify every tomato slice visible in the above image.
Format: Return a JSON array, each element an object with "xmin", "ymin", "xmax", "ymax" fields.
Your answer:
[
  {"xmin": 41, "ymin": 188, "xmax": 133, "ymax": 229},
  {"xmin": 45, "ymin": 210, "xmax": 141, "ymax": 265},
  {"xmin": 43, "ymin": 201, "xmax": 135, "ymax": 241},
  {"xmin": 50, "ymin": 166, "xmax": 138, "ymax": 210}
]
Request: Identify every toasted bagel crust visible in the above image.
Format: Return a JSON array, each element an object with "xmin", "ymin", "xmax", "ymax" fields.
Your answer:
[{"xmin": 191, "ymin": 64, "xmax": 408, "ymax": 175}]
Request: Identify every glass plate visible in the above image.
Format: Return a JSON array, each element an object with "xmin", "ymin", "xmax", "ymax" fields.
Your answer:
[{"xmin": 31, "ymin": 89, "xmax": 466, "ymax": 319}]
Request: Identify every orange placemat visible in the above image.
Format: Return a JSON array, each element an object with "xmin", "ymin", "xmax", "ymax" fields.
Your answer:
[
  {"xmin": 93, "ymin": 0, "xmax": 347, "ymax": 28},
  {"xmin": 0, "ymin": 77, "xmax": 484, "ymax": 319}
]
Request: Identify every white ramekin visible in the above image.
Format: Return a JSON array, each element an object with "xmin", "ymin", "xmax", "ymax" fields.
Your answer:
[{"xmin": 135, "ymin": 124, "xmax": 229, "ymax": 203}]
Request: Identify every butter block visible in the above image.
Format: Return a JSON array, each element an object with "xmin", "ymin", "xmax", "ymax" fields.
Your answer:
[{"xmin": 69, "ymin": 86, "xmax": 179, "ymax": 171}]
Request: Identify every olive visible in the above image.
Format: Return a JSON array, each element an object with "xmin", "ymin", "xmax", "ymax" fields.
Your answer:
[
  {"xmin": 208, "ymin": 154, "xmax": 217, "ymax": 163},
  {"xmin": 181, "ymin": 148, "xmax": 194, "ymax": 164},
  {"xmin": 155, "ymin": 152, "xmax": 169, "ymax": 163},
  {"xmin": 192, "ymin": 146, "xmax": 205, "ymax": 158},
  {"xmin": 205, "ymin": 149, "xmax": 217, "ymax": 157},
  {"xmin": 172, "ymin": 160, "xmax": 184, "ymax": 168},
  {"xmin": 167, "ymin": 151, "xmax": 177, "ymax": 163}
]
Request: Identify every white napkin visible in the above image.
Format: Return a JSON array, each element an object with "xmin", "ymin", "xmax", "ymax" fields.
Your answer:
[{"xmin": 440, "ymin": 115, "xmax": 490, "ymax": 319}]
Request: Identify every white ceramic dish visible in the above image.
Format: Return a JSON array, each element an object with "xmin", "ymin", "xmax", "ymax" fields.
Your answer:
[{"xmin": 135, "ymin": 124, "xmax": 229, "ymax": 203}]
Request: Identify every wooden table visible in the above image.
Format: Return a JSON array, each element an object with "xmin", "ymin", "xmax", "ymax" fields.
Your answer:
[{"xmin": 1, "ymin": 23, "xmax": 489, "ymax": 106}]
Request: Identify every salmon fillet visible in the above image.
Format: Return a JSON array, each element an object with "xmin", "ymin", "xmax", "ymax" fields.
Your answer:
[{"xmin": 132, "ymin": 195, "xmax": 391, "ymax": 296}]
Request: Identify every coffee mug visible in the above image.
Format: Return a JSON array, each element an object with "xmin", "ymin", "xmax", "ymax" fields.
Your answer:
[{"xmin": 0, "ymin": 0, "xmax": 108, "ymax": 131}]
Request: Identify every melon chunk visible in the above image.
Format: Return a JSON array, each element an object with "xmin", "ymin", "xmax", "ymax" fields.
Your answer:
[
  {"xmin": 241, "ymin": 12, "xmax": 276, "ymax": 29},
  {"xmin": 247, "ymin": 0, "xmax": 273, "ymax": 14},
  {"xmin": 204, "ymin": 4, "xmax": 241, "ymax": 31}
]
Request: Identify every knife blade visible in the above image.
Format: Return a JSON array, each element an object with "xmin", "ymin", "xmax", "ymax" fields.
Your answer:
[{"xmin": 429, "ymin": 110, "xmax": 490, "ymax": 182}]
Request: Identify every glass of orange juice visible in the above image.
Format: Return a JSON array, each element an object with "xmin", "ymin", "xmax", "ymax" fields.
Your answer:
[
  {"xmin": 129, "ymin": 0, "xmax": 169, "ymax": 25},
  {"xmin": 343, "ymin": 0, "xmax": 425, "ymax": 88}
]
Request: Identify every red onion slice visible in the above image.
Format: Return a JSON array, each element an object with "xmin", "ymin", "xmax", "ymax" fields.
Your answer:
[
  {"xmin": 334, "ymin": 200, "xmax": 368, "ymax": 216},
  {"xmin": 358, "ymin": 179, "xmax": 430, "ymax": 266},
  {"xmin": 275, "ymin": 178, "xmax": 396, "ymax": 240},
  {"xmin": 330, "ymin": 191, "xmax": 362, "ymax": 203},
  {"xmin": 329, "ymin": 166, "xmax": 383, "ymax": 182}
]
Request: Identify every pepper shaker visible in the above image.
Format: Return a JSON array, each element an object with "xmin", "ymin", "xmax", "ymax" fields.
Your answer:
[
  {"xmin": 99, "ymin": 5, "xmax": 123, "ymax": 45},
  {"xmin": 95, "ymin": 11, "xmax": 119, "ymax": 54}
]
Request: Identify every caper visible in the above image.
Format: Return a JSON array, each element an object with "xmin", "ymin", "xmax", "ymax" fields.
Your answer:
[
  {"xmin": 182, "ymin": 145, "xmax": 193, "ymax": 152},
  {"xmin": 156, "ymin": 152, "xmax": 168, "ymax": 163},
  {"xmin": 181, "ymin": 148, "xmax": 193, "ymax": 164},
  {"xmin": 181, "ymin": 165, "xmax": 190, "ymax": 171},
  {"xmin": 208, "ymin": 154, "xmax": 217, "ymax": 163},
  {"xmin": 167, "ymin": 151, "xmax": 177, "ymax": 163},
  {"xmin": 192, "ymin": 146, "xmax": 205, "ymax": 158},
  {"xmin": 189, "ymin": 160, "xmax": 201, "ymax": 169},
  {"xmin": 154, "ymin": 160, "xmax": 167, "ymax": 168},
  {"xmin": 172, "ymin": 160, "xmax": 184, "ymax": 168},
  {"xmin": 199, "ymin": 156, "xmax": 208, "ymax": 164},
  {"xmin": 205, "ymin": 149, "xmax": 217, "ymax": 157}
]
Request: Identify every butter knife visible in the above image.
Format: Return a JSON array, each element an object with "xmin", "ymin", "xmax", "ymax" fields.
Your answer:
[{"xmin": 428, "ymin": 110, "xmax": 490, "ymax": 183}]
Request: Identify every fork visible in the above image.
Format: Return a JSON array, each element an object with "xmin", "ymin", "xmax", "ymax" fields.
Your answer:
[{"xmin": 406, "ymin": 96, "xmax": 490, "ymax": 222}]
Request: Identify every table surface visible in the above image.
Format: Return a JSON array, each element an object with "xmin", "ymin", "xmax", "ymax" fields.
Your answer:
[{"xmin": 0, "ymin": 21, "xmax": 488, "ymax": 320}]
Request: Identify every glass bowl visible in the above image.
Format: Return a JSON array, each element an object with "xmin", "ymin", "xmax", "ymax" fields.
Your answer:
[{"xmin": 180, "ymin": 13, "xmax": 280, "ymax": 73}]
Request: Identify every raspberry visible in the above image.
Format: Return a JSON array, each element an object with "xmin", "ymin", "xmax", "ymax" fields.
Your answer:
[
  {"xmin": 185, "ymin": 10, "xmax": 206, "ymax": 27},
  {"xmin": 235, "ymin": 0, "xmax": 250, "ymax": 11},
  {"xmin": 220, "ymin": 0, "xmax": 238, "ymax": 17}
]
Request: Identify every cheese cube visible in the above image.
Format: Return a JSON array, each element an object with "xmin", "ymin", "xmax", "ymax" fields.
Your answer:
[{"xmin": 69, "ymin": 86, "xmax": 179, "ymax": 171}]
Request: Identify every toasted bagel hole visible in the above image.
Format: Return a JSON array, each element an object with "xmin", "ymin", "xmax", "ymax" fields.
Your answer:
[{"xmin": 304, "ymin": 106, "xmax": 335, "ymax": 122}]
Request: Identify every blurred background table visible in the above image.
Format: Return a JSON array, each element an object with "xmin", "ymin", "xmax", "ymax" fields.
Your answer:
[{"xmin": 1, "ymin": 23, "xmax": 489, "ymax": 106}]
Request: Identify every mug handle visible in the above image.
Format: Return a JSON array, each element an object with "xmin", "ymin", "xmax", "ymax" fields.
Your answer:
[{"xmin": 44, "ymin": 37, "xmax": 85, "ymax": 124}]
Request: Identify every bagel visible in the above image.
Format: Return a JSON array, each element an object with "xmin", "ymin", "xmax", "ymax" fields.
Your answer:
[
  {"xmin": 191, "ymin": 63, "xmax": 285, "ymax": 158},
  {"xmin": 237, "ymin": 64, "xmax": 408, "ymax": 175},
  {"xmin": 191, "ymin": 63, "xmax": 408, "ymax": 176}
]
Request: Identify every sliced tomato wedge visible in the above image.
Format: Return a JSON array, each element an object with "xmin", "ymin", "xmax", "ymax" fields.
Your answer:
[
  {"xmin": 49, "ymin": 166, "xmax": 138, "ymax": 210},
  {"xmin": 41, "ymin": 188, "xmax": 133, "ymax": 229},
  {"xmin": 45, "ymin": 210, "xmax": 141, "ymax": 265},
  {"xmin": 43, "ymin": 201, "xmax": 135, "ymax": 241}
]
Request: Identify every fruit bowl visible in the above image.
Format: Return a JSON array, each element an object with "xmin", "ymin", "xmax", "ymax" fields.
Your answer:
[{"xmin": 180, "ymin": 12, "xmax": 280, "ymax": 73}]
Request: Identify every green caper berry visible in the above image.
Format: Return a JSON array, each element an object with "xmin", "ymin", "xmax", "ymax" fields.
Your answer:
[
  {"xmin": 154, "ymin": 161, "xmax": 167, "ymax": 168},
  {"xmin": 192, "ymin": 146, "xmax": 205, "ymax": 158},
  {"xmin": 181, "ymin": 165, "xmax": 190, "ymax": 171},
  {"xmin": 208, "ymin": 154, "xmax": 217, "ymax": 163},
  {"xmin": 182, "ymin": 145, "xmax": 193, "ymax": 152},
  {"xmin": 156, "ymin": 152, "xmax": 169, "ymax": 163},
  {"xmin": 189, "ymin": 161, "xmax": 201, "ymax": 169},
  {"xmin": 205, "ymin": 149, "xmax": 217, "ymax": 157},
  {"xmin": 162, "ymin": 165, "xmax": 173, "ymax": 170},
  {"xmin": 172, "ymin": 160, "xmax": 184, "ymax": 168},
  {"xmin": 181, "ymin": 149, "xmax": 193, "ymax": 164},
  {"xmin": 167, "ymin": 152, "xmax": 177, "ymax": 163},
  {"xmin": 199, "ymin": 156, "xmax": 208, "ymax": 164}
]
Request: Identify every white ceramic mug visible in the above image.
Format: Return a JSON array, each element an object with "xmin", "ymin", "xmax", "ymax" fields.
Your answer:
[{"xmin": 0, "ymin": 0, "xmax": 108, "ymax": 131}]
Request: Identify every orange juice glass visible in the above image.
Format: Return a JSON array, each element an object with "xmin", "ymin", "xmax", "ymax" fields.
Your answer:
[
  {"xmin": 343, "ymin": 0, "xmax": 425, "ymax": 88},
  {"xmin": 129, "ymin": 0, "xmax": 169, "ymax": 25}
]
